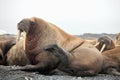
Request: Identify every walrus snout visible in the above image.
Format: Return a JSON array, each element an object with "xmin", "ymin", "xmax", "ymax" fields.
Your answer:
[
  {"xmin": 98, "ymin": 36, "xmax": 113, "ymax": 49},
  {"xmin": 17, "ymin": 19, "xmax": 31, "ymax": 33},
  {"xmin": 99, "ymin": 39, "xmax": 110, "ymax": 47}
]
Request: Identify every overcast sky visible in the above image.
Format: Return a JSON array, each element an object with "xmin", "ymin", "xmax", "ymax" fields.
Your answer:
[{"xmin": 0, "ymin": 0, "xmax": 120, "ymax": 35}]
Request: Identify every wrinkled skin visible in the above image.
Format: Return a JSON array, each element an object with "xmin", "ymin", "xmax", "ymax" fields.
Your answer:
[{"xmin": 15, "ymin": 17, "xmax": 103, "ymax": 76}]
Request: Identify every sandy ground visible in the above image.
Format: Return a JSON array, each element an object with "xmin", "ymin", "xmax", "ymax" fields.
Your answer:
[{"xmin": 0, "ymin": 66, "xmax": 120, "ymax": 80}]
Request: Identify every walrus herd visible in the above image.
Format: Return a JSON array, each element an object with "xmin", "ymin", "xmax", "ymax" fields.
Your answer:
[{"xmin": 0, "ymin": 17, "xmax": 120, "ymax": 76}]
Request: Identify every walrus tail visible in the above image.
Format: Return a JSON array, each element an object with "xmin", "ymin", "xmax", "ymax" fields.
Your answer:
[{"xmin": 44, "ymin": 44, "xmax": 69, "ymax": 66}]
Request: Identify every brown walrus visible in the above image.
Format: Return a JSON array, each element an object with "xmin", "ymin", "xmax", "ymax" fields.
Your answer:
[
  {"xmin": 95, "ymin": 35, "xmax": 120, "ymax": 75},
  {"xmin": 101, "ymin": 46, "xmax": 120, "ymax": 75},
  {"xmin": 116, "ymin": 33, "xmax": 120, "ymax": 46},
  {"xmin": 0, "ymin": 40, "xmax": 15, "ymax": 65},
  {"xmin": 16, "ymin": 17, "xmax": 103, "ymax": 76},
  {"xmin": 0, "ymin": 34, "xmax": 28, "ymax": 66}
]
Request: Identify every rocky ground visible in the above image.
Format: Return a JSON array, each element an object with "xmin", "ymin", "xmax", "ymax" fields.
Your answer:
[{"xmin": 0, "ymin": 66, "xmax": 120, "ymax": 80}]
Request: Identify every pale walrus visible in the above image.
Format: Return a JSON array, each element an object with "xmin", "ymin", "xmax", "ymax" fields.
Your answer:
[
  {"xmin": 6, "ymin": 39, "xmax": 28, "ymax": 66},
  {"xmin": 16, "ymin": 17, "xmax": 103, "ymax": 76}
]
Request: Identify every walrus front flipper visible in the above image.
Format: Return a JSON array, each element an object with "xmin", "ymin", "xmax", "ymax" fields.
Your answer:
[
  {"xmin": 10, "ymin": 64, "xmax": 52, "ymax": 74},
  {"xmin": 44, "ymin": 44, "xmax": 69, "ymax": 66}
]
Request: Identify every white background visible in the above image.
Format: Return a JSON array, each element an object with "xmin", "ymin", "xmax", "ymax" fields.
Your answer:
[{"xmin": 0, "ymin": 0, "xmax": 120, "ymax": 35}]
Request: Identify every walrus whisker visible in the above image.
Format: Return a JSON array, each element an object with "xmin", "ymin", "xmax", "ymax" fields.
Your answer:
[{"xmin": 100, "ymin": 44, "xmax": 106, "ymax": 53}]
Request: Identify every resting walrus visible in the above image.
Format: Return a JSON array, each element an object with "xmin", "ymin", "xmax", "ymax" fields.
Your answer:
[
  {"xmin": 16, "ymin": 17, "xmax": 103, "ymax": 76},
  {"xmin": 101, "ymin": 46, "xmax": 120, "ymax": 75},
  {"xmin": 0, "ymin": 40, "xmax": 15, "ymax": 65},
  {"xmin": 95, "ymin": 36, "xmax": 120, "ymax": 75}
]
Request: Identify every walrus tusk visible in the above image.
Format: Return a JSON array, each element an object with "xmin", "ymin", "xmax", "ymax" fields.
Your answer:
[
  {"xmin": 16, "ymin": 30, "xmax": 21, "ymax": 43},
  {"xmin": 95, "ymin": 42, "xmax": 100, "ymax": 47},
  {"xmin": 100, "ymin": 44, "xmax": 106, "ymax": 53},
  {"xmin": 16, "ymin": 30, "xmax": 26, "ymax": 50},
  {"xmin": 23, "ymin": 31, "xmax": 26, "ymax": 50}
]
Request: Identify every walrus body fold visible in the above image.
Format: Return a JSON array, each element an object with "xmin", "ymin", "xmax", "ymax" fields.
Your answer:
[{"xmin": 16, "ymin": 17, "xmax": 103, "ymax": 76}]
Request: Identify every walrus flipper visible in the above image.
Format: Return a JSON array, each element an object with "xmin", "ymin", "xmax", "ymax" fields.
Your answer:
[{"xmin": 44, "ymin": 44, "xmax": 69, "ymax": 66}]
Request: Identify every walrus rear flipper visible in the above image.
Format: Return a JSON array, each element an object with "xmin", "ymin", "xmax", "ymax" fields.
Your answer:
[{"xmin": 44, "ymin": 44, "xmax": 69, "ymax": 66}]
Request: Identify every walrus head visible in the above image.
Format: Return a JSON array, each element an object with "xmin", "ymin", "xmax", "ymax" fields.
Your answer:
[
  {"xmin": 17, "ymin": 18, "xmax": 37, "ymax": 50},
  {"xmin": 95, "ymin": 35, "xmax": 115, "ymax": 52},
  {"xmin": 18, "ymin": 18, "xmax": 36, "ymax": 33}
]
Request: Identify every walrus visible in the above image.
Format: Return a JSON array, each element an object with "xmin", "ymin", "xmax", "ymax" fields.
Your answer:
[
  {"xmin": 116, "ymin": 33, "xmax": 120, "ymax": 46},
  {"xmin": 0, "ymin": 34, "xmax": 16, "ymax": 41},
  {"xmin": 6, "ymin": 39, "xmax": 28, "ymax": 66},
  {"xmin": 86, "ymin": 39, "xmax": 97, "ymax": 45},
  {"xmin": 0, "ymin": 34, "xmax": 28, "ymax": 66},
  {"xmin": 100, "ymin": 46, "xmax": 120, "ymax": 75},
  {"xmin": 95, "ymin": 35, "xmax": 115, "ymax": 53},
  {"xmin": 15, "ymin": 17, "xmax": 103, "ymax": 76},
  {"xmin": 94, "ymin": 35, "xmax": 120, "ymax": 75},
  {"xmin": 0, "ymin": 40, "xmax": 16, "ymax": 65},
  {"xmin": 44, "ymin": 43, "xmax": 103, "ymax": 76}
]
